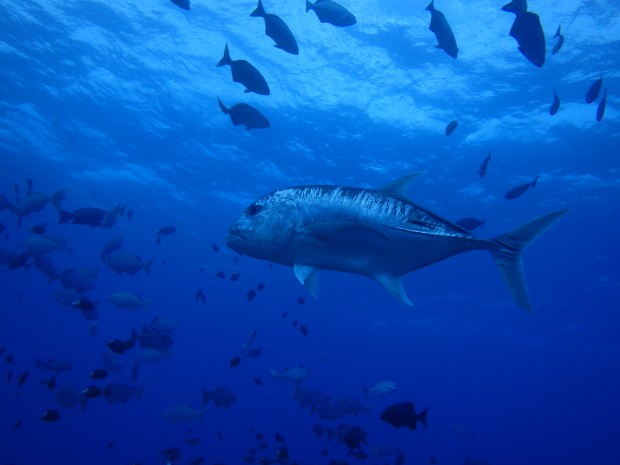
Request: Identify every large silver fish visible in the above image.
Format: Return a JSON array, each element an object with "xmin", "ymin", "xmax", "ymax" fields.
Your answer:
[{"xmin": 227, "ymin": 173, "xmax": 569, "ymax": 312}]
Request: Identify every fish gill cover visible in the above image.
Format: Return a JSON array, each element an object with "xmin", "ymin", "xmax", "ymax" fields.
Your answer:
[{"xmin": 0, "ymin": 1, "xmax": 619, "ymax": 465}]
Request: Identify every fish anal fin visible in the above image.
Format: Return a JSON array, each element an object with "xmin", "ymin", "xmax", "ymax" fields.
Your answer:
[{"xmin": 374, "ymin": 273, "xmax": 412, "ymax": 306}]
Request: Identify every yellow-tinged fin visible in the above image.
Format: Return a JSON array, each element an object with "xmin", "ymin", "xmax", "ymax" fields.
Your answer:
[{"xmin": 377, "ymin": 172, "xmax": 426, "ymax": 201}]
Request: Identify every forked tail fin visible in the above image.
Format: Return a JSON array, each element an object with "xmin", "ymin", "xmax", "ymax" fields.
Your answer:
[{"xmin": 490, "ymin": 209, "xmax": 570, "ymax": 313}]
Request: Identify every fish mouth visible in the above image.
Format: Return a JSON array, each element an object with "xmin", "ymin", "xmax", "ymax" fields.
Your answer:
[{"xmin": 226, "ymin": 230, "xmax": 245, "ymax": 248}]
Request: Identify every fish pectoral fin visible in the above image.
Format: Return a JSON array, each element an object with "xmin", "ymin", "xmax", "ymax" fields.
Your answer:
[
  {"xmin": 374, "ymin": 273, "xmax": 412, "ymax": 306},
  {"xmin": 294, "ymin": 264, "xmax": 319, "ymax": 298},
  {"xmin": 298, "ymin": 221, "xmax": 390, "ymax": 242}
]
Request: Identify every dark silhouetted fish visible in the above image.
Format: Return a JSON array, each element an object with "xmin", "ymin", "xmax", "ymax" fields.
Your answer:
[
  {"xmin": 586, "ymin": 77, "xmax": 603, "ymax": 103},
  {"xmin": 217, "ymin": 43, "xmax": 270, "ymax": 95},
  {"xmin": 230, "ymin": 356, "xmax": 241, "ymax": 368},
  {"xmin": 299, "ymin": 325, "xmax": 309, "ymax": 336},
  {"xmin": 230, "ymin": 272, "xmax": 241, "ymax": 281},
  {"xmin": 596, "ymin": 88, "xmax": 607, "ymax": 122},
  {"xmin": 156, "ymin": 225, "xmax": 176, "ymax": 245},
  {"xmin": 58, "ymin": 207, "xmax": 107, "ymax": 227},
  {"xmin": 505, "ymin": 176, "xmax": 538, "ymax": 200},
  {"xmin": 228, "ymin": 173, "xmax": 568, "ymax": 312},
  {"xmin": 218, "ymin": 98, "xmax": 270, "ymax": 130},
  {"xmin": 82, "ymin": 385, "xmax": 102, "ymax": 398},
  {"xmin": 380, "ymin": 401, "xmax": 428, "ymax": 430},
  {"xmin": 90, "ymin": 368, "xmax": 108, "ymax": 380},
  {"xmin": 211, "ymin": 244, "xmax": 219, "ymax": 252},
  {"xmin": 201, "ymin": 386, "xmax": 237, "ymax": 409},
  {"xmin": 551, "ymin": 25, "xmax": 564, "ymax": 55},
  {"xmin": 549, "ymin": 90, "xmax": 560, "ymax": 115},
  {"xmin": 195, "ymin": 288, "xmax": 206, "ymax": 304},
  {"xmin": 445, "ymin": 119, "xmax": 458, "ymax": 135},
  {"xmin": 41, "ymin": 409, "xmax": 60, "ymax": 422},
  {"xmin": 306, "ymin": 0, "xmax": 356, "ymax": 27},
  {"xmin": 254, "ymin": 377, "xmax": 265, "ymax": 385},
  {"xmin": 501, "ymin": 0, "xmax": 545, "ymax": 68},
  {"xmin": 251, "ymin": 0, "xmax": 298, "ymax": 55},
  {"xmin": 455, "ymin": 217, "xmax": 485, "ymax": 231},
  {"xmin": 478, "ymin": 151, "xmax": 491, "ymax": 177},
  {"xmin": 170, "ymin": 0, "xmax": 190, "ymax": 10},
  {"xmin": 247, "ymin": 289, "xmax": 257, "ymax": 301},
  {"xmin": 100, "ymin": 236, "xmax": 123, "ymax": 259},
  {"xmin": 425, "ymin": 0, "xmax": 458, "ymax": 59}
]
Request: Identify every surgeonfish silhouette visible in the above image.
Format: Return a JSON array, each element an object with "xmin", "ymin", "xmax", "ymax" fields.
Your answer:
[
  {"xmin": 478, "ymin": 151, "xmax": 491, "ymax": 177},
  {"xmin": 217, "ymin": 43, "xmax": 270, "ymax": 95},
  {"xmin": 218, "ymin": 98, "xmax": 270, "ymax": 130},
  {"xmin": 227, "ymin": 173, "xmax": 569, "ymax": 312},
  {"xmin": 551, "ymin": 25, "xmax": 564, "ymax": 55},
  {"xmin": 425, "ymin": 0, "xmax": 458, "ymax": 59},
  {"xmin": 586, "ymin": 77, "xmax": 603, "ymax": 103},
  {"xmin": 501, "ymin": 0, "xmax": 546, "ymax": 68},
  {"xmin": 445, "ymin": 120, "xmax": 458, "ymax": 135},
  {"xmin": 306, "ymin": 0, "xmax": 356, "ymax": 27},
  {"xmin": 505, "ymin": 176, "xmax": 538, "ymax": 200},
  {"xmin": 549, "ymin": 90, "xmax": 560, "ymax": 115},
  {"xmin": 596, "ymin": 88, "xmax": 607, "ymax": 122},
  {"xmin": 251, "ymin": 0, "xmax": 298, "ymax": 55}
]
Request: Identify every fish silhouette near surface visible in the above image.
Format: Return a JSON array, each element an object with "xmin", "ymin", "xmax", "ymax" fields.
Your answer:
[
  {"xmin": 445, "ymin": 119, "xmax": 458, "ymax": 135},
  {"xmin": 218, "ymin": 98, "xmax": 270, "ymax": 130},
  {"xmin": 425, "ymin": 0, "xmax": 458, "ymax": 59},
  {"xmin": 170, "ymin": 0, "xmax": 190, "ymax": 10},
  {"xmin": 596, "ymin": 88, "xmax": 607, "ymax": 122},
  {"xmin": 227, "ymin": 173, "xmax": 569, "ymax": 312},
  {"xmin": 478, "ymin": 151, "xmax": 491, "ymax": 177},
  {"xmin": 217, "ymin": 43, "xmax": 270, "ymax": 95},
  {"xmin": 251, "ymin": 0, "xmax": 298, "ymax": 55},
  {"xmin": 306, "ymin": 0, "xmax": 356, "ymax": 27},
  {"xmin": 505, "ymin": 176, "xmax": 538, "ymax": 200},
  {"xmin": 501, "ymin": 0, "xmax": 546, "ymax": 68},
  {"xmin": 551, "ymin": 25, "xmax": 564, "ymax": 55},
  {"xmin": 549, "ymin": 90, "xmax": 560, "ymax": 115}
]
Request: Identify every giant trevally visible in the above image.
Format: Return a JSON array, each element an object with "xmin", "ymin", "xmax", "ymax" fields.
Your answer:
[
  {"xmin": 425, "ymin": 0, "xmax": 458, "ymax": 59},
  {"xmin": 227, "ymin": 173, "xmax": 568, "ymax": 312}
]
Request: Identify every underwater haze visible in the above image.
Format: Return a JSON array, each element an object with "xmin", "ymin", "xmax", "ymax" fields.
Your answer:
[{"xmin": 1, "ymin": 1, "xmax": 619, "ymax": 465}]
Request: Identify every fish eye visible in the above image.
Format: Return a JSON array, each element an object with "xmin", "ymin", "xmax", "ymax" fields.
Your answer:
[{"xmin": 246, "ymin": 204, "xmax": 263, "ymax": 216}]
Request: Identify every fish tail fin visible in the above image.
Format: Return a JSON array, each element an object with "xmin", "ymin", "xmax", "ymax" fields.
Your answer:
[
  {"xmin": 305, "ymin": 0, "xmax": 313, "ymax": 12},
  {"xmin": 144, "ymin": 259, "xmax": 153, "ymax": 275},
  {"xmin": 216, "ymin": 43, "xmax": 232, "ymax": 67},
  {"xmin": 217, "ymin": 97, "xmax": 229, "ymax": 114},
  {"xmin": 58, "ymin": 209, "xmax": 72, "ymax": 224},
  {"xmin": 250, "ymin": 0, "xmax": 265, "ymax": 17},
  {"xmin": 417, "ymin": 406, "xmax": 429, "ymax": 429},
  {"xmin": 531, "ymin": 176, "xmax": 539, "ymax": 189},
  {"xmin": 489, "ymin": 210, "xmax": 570, "ymax": 313},
  {"xmin": 49, "ymin": 189, "xmax": 66, "ymax": 210},
  {"xmin": 425, "ymin": 0, "xmax": 434, "ymax": 12},
  {"xmin": 201, "ymin": 387, "xmax": 210, "ymax": 406}
]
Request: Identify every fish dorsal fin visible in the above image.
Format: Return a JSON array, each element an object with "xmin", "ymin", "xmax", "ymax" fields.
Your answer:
[
  {"xmin": 378, "ymin": 172, "xmax": 425, "ymax": 201},
  {"xmin": 374, "ymin": 273, "xmax": 412, "ymax": 306},
  {"xmin": 294, "ymin": 264, "xmax": 318, "ymax": 298}
]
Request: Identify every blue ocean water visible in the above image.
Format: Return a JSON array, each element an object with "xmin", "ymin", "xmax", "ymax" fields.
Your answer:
[{"xmin": 1, "ymin": 0, "xmax": 619, "ymax": 464}]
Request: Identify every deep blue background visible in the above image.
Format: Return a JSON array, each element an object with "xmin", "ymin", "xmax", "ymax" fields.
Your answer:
[{"xmin": 1, "ymin": 1, "xmax": 619, "ymax": 464}]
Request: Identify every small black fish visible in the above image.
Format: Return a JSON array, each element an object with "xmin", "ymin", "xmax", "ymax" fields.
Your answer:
[
  {"xmin": 126, "ymin": 209, "xmax": 133, "ymax": 220},
  {"xmin": 475, "ymin": 154, "xmax": 490, "ymax": 181},
  {"xmin": 299, "ymin": 325, "xmax": 309, "ymax": 336},
  {"xmin": 551, "ymin": 25, "xmax": 564, "ymax": 55},
  {"xmin": 90, "ymin": 368, "xmax": 108, "ymax": 380},
  {"xmin": 380, "ymin": 401, "xmax": 428, "ymax": 430},
  {"xmin": 247, "ymin": 347, "xmax": 263, "ymax": 358},
  {"xmin": 586, "ymin": 77, "xmax": 603, "ymax": 103},
  {"xmin": 82, "ymin": 385, "xmax": 102, "ymax": 398},
  {"xmin": 230, "ymin": 272, "xmax": 241, "ymax": 282},
  {"xmin": 17, "ymin": 371, "xmax": 28, "ymax": 388},
  {"xmin": 549, "ymin": 90, "xmax": 560, "ymax": 116},
  {"xmin": 195, "ymin": 288, "xmax": 206, "ymax": 304},
  {"xmin": 73, "ymin": 298, "xmax": 95, "ymax": 312},
  {"xmin": 156, "ymin": 226, "xmax": 176, "ymax": 245},
  {"xmin": 255, "ymin": 432, "xmax": 265, "ymax": 441},
  {"xmin": 217, "ymin": 43, "xmax": 270, "ymax": 95},
  {"xmin": 297, "ymin": 297, "xmax": 305, "ymax": 304},
  {"xmin": 292, "ymin": 319, "xmax": 298, "ymax": 327},
  {"xmin": 276, "ymin": 447, "xmax": 289, "ymax": 460},
  {"xmin": 211, "ymin": 244, "xmax": 220, "ymax": 252},
  {"xmin": 274, "ymin": 432, "xmax": 285, "ymax": 443},
  {"xmin": 6, "ymin": 354, "xmax": 15, "ymax": 364},
  {"xmin": 253, "ymin": 377, "xmax": 265, "ymax": 385},
  {"xmin": 170, "ymin": 0, "xmax": 190, "ymax": 10},
  {"xmin": 505, "ymin": 176, "xmax": 538, "ymax": 200},
  {"xmin": 230, "ymin": 356, "xmax": 241, "ymax": 368},
  {"xmin": 445, "ymin": 119, "xmax": 458, "ymax": 135},
  {"xmin": 455, "ymin": 217, "xmax": 485, "ymax": 231},
  {"xmin": 47, "ymin": 376, "xmax": 57, "ymax": 390},
  {"xmin": 215, "ymin": 271, "xmax": 226, "ymax": 278},
  {"xmin": 281, "ymin": 311, "xmax": 288, "ymax": 319},
  {"xmin": 596, "ymin": 88, "xmax": 607, "ymax": 122},
  {"xmin": 107, "ymin": 442, "xmax": 115, "ymax": 448},
  {"xmin": 218, "ymin": 98, "xmax": 270, "ymax": 130},
  {"xmin": 31, "ymin": 224, "xmax": 46, "ymax": 234},
  {"xmin": 41, "ymin": 409, "xmax": 61, "ymax": 422},
  {"xmin": 256, "ymin": 283, "xmax": 266, "ymax": 292},
  {"xmin": 251, "ymin": 0, "xmax": 299, "ymax": 55},
  {"xmin": 13, "ymin": 420, "xmax": 23, "ymax": 430},
  {"xmin": 247, "ymin": 289, "xmax": 257, "ymax": 301},
  {"xmin": 306, "ymin": 0, "xmax": 356, "ymax": 27}
]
